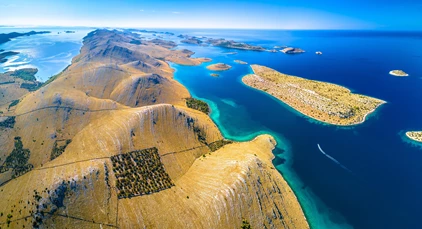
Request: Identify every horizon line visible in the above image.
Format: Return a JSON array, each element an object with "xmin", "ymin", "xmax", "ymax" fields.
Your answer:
[{"xmin": 1, "ymin": 25, "xmax": 421, "ymax": 32}]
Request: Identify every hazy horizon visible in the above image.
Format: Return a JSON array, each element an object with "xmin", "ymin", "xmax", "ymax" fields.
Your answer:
[{"xmin": 1, "ymin": 0, "xmax": 421, "ymax": 30}]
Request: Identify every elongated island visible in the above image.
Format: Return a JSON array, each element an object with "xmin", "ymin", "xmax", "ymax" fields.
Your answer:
[
  {"xmin": 405, "ymin": 131, "xmax": 422, "ymax": 143},
  {"xmin": 242, "ymin": 65, "xmax": 386, "ymax": 126}
]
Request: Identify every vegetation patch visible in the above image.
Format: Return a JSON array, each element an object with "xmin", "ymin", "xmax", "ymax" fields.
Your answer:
[
  {"xmin": 0, "ymin": 136, "xmax": 33, "ymax": 178},
  {"xmin": 241, "ymin": 219, "xmax": 252, "ymax": 229},
  {"xmin": 10, "ymin": 68, "xmax": 38, "ymax": 81},
  {"xmin": 50, "ymin": 139, "xmax": 72, "ymax": 160},
  {"xmin": 8, "ymin": 100, "xmax": 19, "ymax": 109},
  {"xmin": 0, "ymin": 116, "xmax": 15, "ymax": 128},
  {"xmin": 20, "ymin": 82, "xmax": 43, "ymax": 91},
  {"xmin": 186, "ymin": 98, "xmax": 210, "ymax": 114},
  {"xmin": 208, "ymin": 139, "xmax": 233, "ymax": 152},
  {"xmin": 42, "ymin": 64, "xmax": 70, "ymax": 87},
  {"xmin": 111, "ymin": 147, "xmax": 174, "ymax": 199}
]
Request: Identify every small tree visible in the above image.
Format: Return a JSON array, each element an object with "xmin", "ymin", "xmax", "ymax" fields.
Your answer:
[{"xmin": 241, "ymin": 219, "xmax": 251, "ymax": 229}]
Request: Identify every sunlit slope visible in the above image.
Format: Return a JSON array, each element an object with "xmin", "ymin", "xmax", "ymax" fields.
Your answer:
[{"xmin": 0, "ymin": 29, "xmax": 308, "ymax": 229}]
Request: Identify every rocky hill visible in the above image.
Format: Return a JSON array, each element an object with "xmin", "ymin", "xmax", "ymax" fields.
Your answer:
[{"xmin": 0, "ymin": 29, "xmax": 308, "ymax": 229}]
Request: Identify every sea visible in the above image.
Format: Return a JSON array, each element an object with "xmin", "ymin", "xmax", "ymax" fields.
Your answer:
[{"xmin": 1, "ymin": 27, "xmax": 421, "ymax": 229}]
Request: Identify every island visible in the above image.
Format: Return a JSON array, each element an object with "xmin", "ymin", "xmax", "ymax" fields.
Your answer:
[
  {"xmin": 389, "ymin": 70, "xmax": 409, "ymax": 77},
  {"xmin": 405, "ymin": 131, "xmax": 422, "ymax": 143},
  {"xmin": 234, "ymin": 60, "xmax": 248, "ymax": 64},
  {"xmin": 207, "ymin": 63, "xmax": 232, "ymax": 71},
  {"xmin": 180, "ymin": 35, "xmax": 204, "ymax": 45},
  {"xmin": 0, "ymin": 31, "xmax": 50, "ymax": 45},
  {"xmin": 242, "ymin": 65, "xmax": 386, "ymax": 126},
  {"xmin": 207, "ymin": 38, "xmax": 266, "ymax": 51},
  {"xmin": 195, "ymin": 57, "xmax": 212, "ymax": 62},
  {"xmin": 177, "ymin": 35, "xmax": 266, "ymax": 51},
  {"xmin": 64, "ymin": 30, "xmax": 76, "ymax": 33},
  {"xmin": 210, "ymin": 73, "xmax": 220, "ymax": 77},
  {"xmin": 281, "ymin": 47, "xmax": 305, "ymax": 54}
]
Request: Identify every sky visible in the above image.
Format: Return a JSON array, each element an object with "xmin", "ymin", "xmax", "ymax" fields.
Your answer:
[{"xmin": 0, "ymin": 0, "xmax": 421, "ymax": 30}]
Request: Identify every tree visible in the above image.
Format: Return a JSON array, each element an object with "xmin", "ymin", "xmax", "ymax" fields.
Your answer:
[{"xmin": 241, "ymin": 219, "xmax": 251, "ymax": 229}]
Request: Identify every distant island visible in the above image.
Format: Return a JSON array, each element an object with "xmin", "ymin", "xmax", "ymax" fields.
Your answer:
[
  {"xmin": 207, "ymin": 63, "xmax": 232, "ymax": 71},
  {"xmin": 64, "ymin": 30, "xmax": 76, "ymax": 33},
  {"xmin": 0, "ymin": 31, "xmax": 50, "ymax": 45},
  {"xmin": 210, "ymin": 73, "xmax": 219, "ymax": 77},
  {"xmin": 195, "ymin": 57, "xmax": 212, "ymax": 62},
  {"xmin": 389, "ymin": 70, "xmax": 409, "ymax": 77},
  {"xmin": 405, "ymin": 131, "xmax": 422, "ymax": 143},
  {"xmin": 234, "ymin": 60, "xmax": 248, "ymax": 64},
  {"xmin": 178, "ymin": 35, "xmax": 266, "ymax": 51},
  {"xmin": 207, "ymin": 38, "xmax": 266, "ymax": 51},
  {"xmin": 281, "ymin": 47, "xmax": 305, "ymax": 54},
  {"xmin": 242, "ymin": 65, "xmax": 386, "ymax": 126}
]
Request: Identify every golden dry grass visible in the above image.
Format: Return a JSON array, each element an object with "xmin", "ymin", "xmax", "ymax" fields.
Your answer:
[{"xmin": 243, "ymin": 65, "xmax": 386, "ymax": 125}]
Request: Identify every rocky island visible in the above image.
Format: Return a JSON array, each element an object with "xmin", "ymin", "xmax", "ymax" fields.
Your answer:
[
  {"xmin": 234, "ymin": 60, "xmax": 248, "ymax": 64},
  {"xmin": 0, "ymin": 30, "xmax": 308, "ymax": 229},
  {"xmin": 242, "ymin": 65, "xmax": 386, "ymax": 126},
  {"xmin": 210, "ymin": 73, "xmax": 219, "ymax": 77},
  {"xmin": 405, "ymin": 131, "xmax": 422, "ymax": 143},
  {"xmin": 207, "ymin": 63, "xmax": 232, "ymax": 71},
  {"xmin": 281, "ymin": 47, "xmax": 305, "ymax": 54},
  {"xmin": 389, "ymin": 70, "xmax": 409, "ymax": 77},
  {"xmin": 177, "ymin": 35, "xmax": 266, "ymax": 51},
  {"xmin": 207, "ymin": 38, "xmax": 266, "ymax": 51}
]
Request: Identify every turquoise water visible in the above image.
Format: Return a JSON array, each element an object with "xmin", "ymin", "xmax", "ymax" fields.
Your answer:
[
  {"xmin": 169, "ymin": 30, "xmax": 422, "ymax": 229},
  {"xmin": 0, "ymin": 27, "xmax": 93, "ymax": 81},
  {"xmin": 2, "ymin": 28, "xmax": 422, "ymax": 229}
]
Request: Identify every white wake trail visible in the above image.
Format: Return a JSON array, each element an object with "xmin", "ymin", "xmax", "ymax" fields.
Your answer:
[{"xmin": 317, "ymin": 144, "xmax": 353, "ymax": 173}]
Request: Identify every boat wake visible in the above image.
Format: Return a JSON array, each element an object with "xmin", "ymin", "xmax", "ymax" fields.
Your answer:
[{"xmin": 317, "ymin": 144, "xmax": 353, "ymax": 173}]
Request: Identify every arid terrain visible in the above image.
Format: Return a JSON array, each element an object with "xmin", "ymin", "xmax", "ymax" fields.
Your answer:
[
  {"xmin": 243, "ymin": 65, "xmax": 386, "ymax": 126},
  {"xmin": 406, "ymin": 131, "xmax": 422, "ymax": 142},
  {"xmin": 0, "ymin": 30, "xmax": 308, "ymax": 228}
]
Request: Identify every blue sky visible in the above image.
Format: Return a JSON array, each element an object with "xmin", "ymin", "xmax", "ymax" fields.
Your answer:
[{"xmin": 0, "ymin": 0, "xmax": 421, "ymax": 30}]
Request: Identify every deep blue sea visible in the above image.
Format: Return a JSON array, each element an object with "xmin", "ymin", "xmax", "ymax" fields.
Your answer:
[{"xmin": 1, "ymin": 28, "xmax": 422, "ymax": 229}]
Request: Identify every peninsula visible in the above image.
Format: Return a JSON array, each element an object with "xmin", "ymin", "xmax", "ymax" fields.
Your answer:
[
  {"xmin": 0, "ymin": 30, "xmax": 308, "ymax": 229},
  {"xmin": 405, "ymin": 131, "xmax": 422, "ymax": 143},
  {"xmin": 207, "ymin": 63, "xmax": 232, "ymax": 71},
  {"xmin": 242, "ymin": 65, "xmax": 386, "ymax": 126},
  {"xmin": 389, "ymin": 70, "xmax": 409, "ymax": 77}
]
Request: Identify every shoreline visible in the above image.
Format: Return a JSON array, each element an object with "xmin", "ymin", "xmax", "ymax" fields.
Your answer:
[
  {"xmin": 389, "ymin": 70, "xmax": 409, "ymax": 77},
  {"xmin": 405, "ymin": 131, "xmax": 422, "ymax": 143},
  {"xmin": 242, "ymin": 65, "xmax": 386, "ymax": 126},
  {"xmin": 170, "ymin": 60, "xmax": 310, "ymax": 228}
]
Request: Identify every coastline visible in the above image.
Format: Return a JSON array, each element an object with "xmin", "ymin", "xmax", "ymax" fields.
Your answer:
[
  {"xmin": 405, "ymin": 131, "xmax": 422, "ymax": 143},
  {"xmin": 242, "ymin": 65, "xmax": 387, "ymax": 126},
  {"xmin": 170, "ymin": 60, "xmax": 310, "ymax": 228}
]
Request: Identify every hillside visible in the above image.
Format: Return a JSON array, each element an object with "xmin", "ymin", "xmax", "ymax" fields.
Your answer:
[{"xmin": 0, "ymin": 29, "xmax": 308, "ymax": 228}]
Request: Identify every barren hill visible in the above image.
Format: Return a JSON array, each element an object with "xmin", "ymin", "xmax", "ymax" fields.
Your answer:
[{"xmin": 0, "ymin": 29, "xmax": 308, "ymax": 229}]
